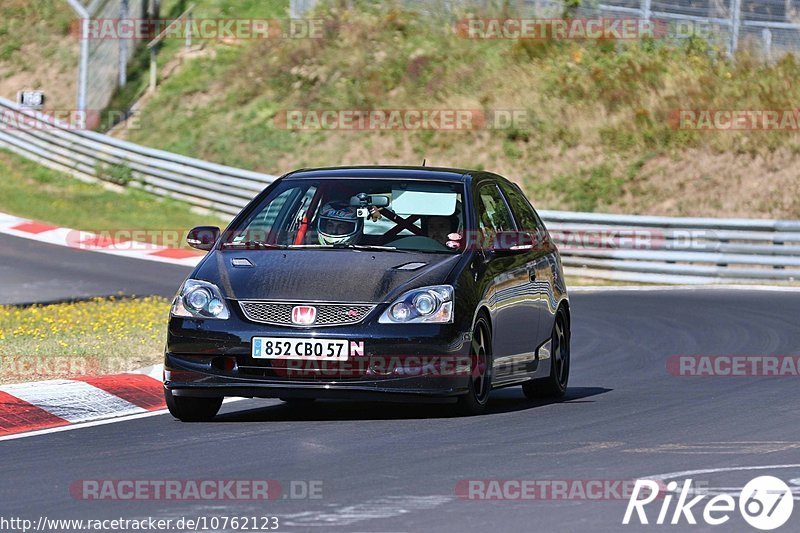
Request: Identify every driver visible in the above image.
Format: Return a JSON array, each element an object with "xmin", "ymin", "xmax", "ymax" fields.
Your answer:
[
  {"xmin": 317, "ymin": 201, "xmax": 363, "ymax": 245},
  {"xmin": 428, "ymin": 215, "xmax": 459, "ymax": 244}
]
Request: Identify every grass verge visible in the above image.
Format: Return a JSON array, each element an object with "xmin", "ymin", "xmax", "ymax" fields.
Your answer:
[
  {"xmin": 0, "ymin": 149, "xmax": 230, "ymax": 243},
  {"xmin": 0, "ymin": 296, "xmax": 169, "ymax": 384}
]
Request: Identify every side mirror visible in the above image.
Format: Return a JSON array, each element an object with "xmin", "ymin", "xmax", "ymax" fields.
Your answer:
[
  {"xmin": 187, "ymin": 226, "xmax": 220, "ymax": 251},
  {"xmin": 487, "ymin": 231, "xmax": 536, "ymax": 254}
]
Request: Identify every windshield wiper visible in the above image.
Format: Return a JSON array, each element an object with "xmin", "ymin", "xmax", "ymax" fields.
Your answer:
[
  {"xmin": 221, "ymin": 241, "xmax": 286, "ymax": 249},
  {"xmin": 289, "ymin": 244, "xmax": 411, "ymax": 253},
  {"xmin": 332, "ymin": 244, "xmax": 412, "ymax": 253}
]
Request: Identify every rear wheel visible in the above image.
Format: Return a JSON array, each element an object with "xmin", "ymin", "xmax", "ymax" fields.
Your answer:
[
  {"xmin": 522, "ymin": 307, "xmax": 570, "ymax": 399},
  {"xmin": 456, "ymin": 315, "xmax": 492, "ymax": 415},
  {"xmin": 164, "ymin": 389, "xmax": 223, "ymax": 422}
]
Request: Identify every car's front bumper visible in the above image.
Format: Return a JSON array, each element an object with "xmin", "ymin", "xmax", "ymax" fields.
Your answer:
[{"xmin": 164, "ymin": 314, "xmax": 473, "ymax": 401}]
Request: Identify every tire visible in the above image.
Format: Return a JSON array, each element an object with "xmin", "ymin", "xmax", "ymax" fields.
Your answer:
[
  {"xmin": 456, "ymin": 315, "xmax": 493, "ymax": 415},
  {"xmin": 164, "ymin": 389, "xmax": 223, "ymax": 422},
  {"xmin": 522, "ymin": 307, "xmax": 570, "ymax": 399}
]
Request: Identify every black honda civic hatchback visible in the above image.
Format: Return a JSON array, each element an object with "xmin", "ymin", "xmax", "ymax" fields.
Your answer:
[{"xmin": 164, "ymin": 166, "xmax": 570, "ymax": 420}]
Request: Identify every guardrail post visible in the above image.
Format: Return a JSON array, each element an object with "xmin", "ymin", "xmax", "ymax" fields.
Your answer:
[
  {"xmin": 147, "ymin": 4, "xmax": 194, "ymax": 92},
  {"xmin": 119, "ymin": 0, "xmax": 129, "ymax": 88},
  {"xmin": 641, "ymin": 0, "xmax": 652, "ymax": 21},
  {"xmin": 77, "ymin": 18, "xmax": 89, "ymax": 128},
  {"xmin": 65, "ymin": 0, "xmax": 90, "ymax": 129},
  {"xmin": 149, "ymin": 47, "xmax": 157, "ymax": 91},
  {"xmin": 728, "ymin": 0, "xmax": 742, "ymax": 58},
  {"xmin": 185, "ymin": 9, "xmax": 193, "ymax": 49},
  {"xmin": 762, "ymin": 28, "xmax": 772, "ymax": 61}
]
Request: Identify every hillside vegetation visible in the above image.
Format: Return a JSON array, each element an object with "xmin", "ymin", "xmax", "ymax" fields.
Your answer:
[
  {"xmin": 117, "ymin": 1, "xmax": 800, "ymax": 218},
  {"xmin": 6, "ymin": 0, "xmax": 800, "ymax": 219},
  {"xmin": 0, "ymin": 0, "xmax": 77, "ymax": 109}
]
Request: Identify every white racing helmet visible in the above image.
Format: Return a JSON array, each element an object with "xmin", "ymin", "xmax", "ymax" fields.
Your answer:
[{"xmin": 317, "ymin": 202, "xmax": 363, "ymax": 245}]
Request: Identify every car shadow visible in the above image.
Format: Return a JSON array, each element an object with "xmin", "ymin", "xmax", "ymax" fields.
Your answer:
[{"xmin": 211, "ymin": 386, "xmax": 613, "ymax": 423}]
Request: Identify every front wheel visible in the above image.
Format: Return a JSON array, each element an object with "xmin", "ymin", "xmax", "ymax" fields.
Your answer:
[
  {"xmin": 522, "ymin": 307, "xmax": 570, "ymax": 399},
  {"xmin": 165, "ymin": 389, "xmax": 223, "ymax": 422},
  {"xmin": 456, "ymin": 315, "xmax": 492, "ymax": 415}
]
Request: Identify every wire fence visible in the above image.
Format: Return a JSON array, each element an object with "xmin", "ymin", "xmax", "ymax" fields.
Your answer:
[
  {"xmin": 588, "ymin": 0, "xmax": 800, "ymax": 59},
  {"xmin": 59, "ymin": 0, "xmax": 799, "ymax": 125},
  {"xmin": 65, "ymin": 0, "xmax": 150, "ymax": 125},
  {"xmin": 88, "ymin": 0, "xmax": 147, "ymax": 110},
  {"xmin": 291, "ymin": 0, "xmax": 800, "ymax": 59}
]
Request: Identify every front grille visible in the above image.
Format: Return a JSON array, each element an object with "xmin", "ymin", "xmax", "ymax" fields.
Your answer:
[{"xmin": 239, "ymin": 301, "xmax": 375, "ymax": 327}]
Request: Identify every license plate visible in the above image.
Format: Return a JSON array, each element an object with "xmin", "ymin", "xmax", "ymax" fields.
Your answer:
[{"xmin": 252, "ymin": 337, "xmax": 350, "ymax": 361}]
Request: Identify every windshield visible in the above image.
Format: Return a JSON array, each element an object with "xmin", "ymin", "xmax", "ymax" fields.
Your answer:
[{"xmin": 225, "ymin": 179, "xmax": 466, "ymax": 253}]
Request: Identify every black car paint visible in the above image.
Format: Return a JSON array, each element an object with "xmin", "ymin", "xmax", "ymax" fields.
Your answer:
[
  {"xmin": 194, "ymin": 249, "xmax": 462, "ymax": 303},
  {"xmin": 165, "ymin": 166, "xmax": 569, "ymax": 401}
]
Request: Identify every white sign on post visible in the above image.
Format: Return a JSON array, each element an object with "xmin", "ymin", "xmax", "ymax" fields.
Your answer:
[{"xmin": 16, "ymin": 91, "xmax": 45, "ymax": 109}]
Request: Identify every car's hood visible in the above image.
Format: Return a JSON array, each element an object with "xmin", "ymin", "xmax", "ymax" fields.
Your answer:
[{"xmin": 193, "ymin": 249, "xmax": 462, "ymax": 303}]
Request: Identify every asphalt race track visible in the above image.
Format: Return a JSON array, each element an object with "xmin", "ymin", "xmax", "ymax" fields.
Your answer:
[
  {"xmin": 0, "ymin": 233, "xmax": 190, "ymax": 304},
  {"xmin": 2, "ymin": 240, "xmax": 800, "ymax": 531}
]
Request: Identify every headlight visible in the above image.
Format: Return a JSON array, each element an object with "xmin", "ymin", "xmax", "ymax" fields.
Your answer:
[
  {"xmin": 379, "ymin": 285, "xmax": 453, "ymax": 324},
  {"xmin": 171, "ymin": 279, "xmax": 230, "ymax": 319}
]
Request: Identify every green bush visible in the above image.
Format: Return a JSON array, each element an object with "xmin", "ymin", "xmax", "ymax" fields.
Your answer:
[
  {"xmin": 550, "ymin": 165, "xmax": 625, "ymax": 212},
  {"xmin": 95, "ymin": 163, "xmax": 134, "ymax": 186}
]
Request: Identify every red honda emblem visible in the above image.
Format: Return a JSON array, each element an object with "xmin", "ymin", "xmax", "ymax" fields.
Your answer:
[{"xmin": 291, "ymin": 305, "xmax": 317, "ymax": 325}]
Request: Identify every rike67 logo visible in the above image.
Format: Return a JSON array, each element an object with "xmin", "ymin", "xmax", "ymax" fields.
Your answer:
[{"xmin": 624, "ymin": 476, "xmax": 794, "ymax": 530}]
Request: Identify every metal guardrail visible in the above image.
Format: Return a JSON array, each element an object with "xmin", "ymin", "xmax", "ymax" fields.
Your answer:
[
  {"xmin": 0, "ymin": 97, "xmax": 796, "ymax": 284},
  {"xmin": 0, "ymin": 97, "xmax": 275, "ymax": 217},
  {"xmin": 540, "ymin": 211, "xmax": 800, "ymax": 283}
]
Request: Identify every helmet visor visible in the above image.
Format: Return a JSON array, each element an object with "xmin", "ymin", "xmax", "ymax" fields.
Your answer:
[{"xmin": 321, "ymin": 218, "xmax": 357, "ymax": 236}]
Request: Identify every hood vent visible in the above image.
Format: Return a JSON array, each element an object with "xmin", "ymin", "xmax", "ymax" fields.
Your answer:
[
  {"xmin": 231, "ymin": 257, "xmax": 254, "ymax": 268},
  {"xmin": 394, "ymin": 262, "xmax": 427, "ymax": 271}
]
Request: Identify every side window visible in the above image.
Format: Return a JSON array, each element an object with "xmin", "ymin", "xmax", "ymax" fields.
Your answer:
[
  {"xmin": 477, "ymin": 183, "xmax": 516, "ymax": 233},
  {"xmin": 236, "ymin": 187, "xmax": 303, "ymax": 244},
  {"xmin": 499, "ymin": 182, "xmax": 545, "ymax": 234}
]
